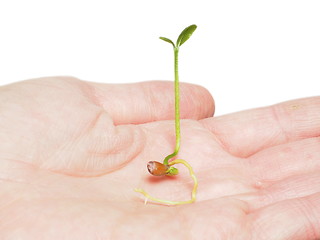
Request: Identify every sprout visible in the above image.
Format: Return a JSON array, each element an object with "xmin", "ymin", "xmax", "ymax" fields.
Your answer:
[{"xmin": 135, "ymin": 25, "xmax": 198, "ymax": 205}]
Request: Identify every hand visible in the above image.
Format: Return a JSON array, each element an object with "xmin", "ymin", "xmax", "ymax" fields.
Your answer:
[{"xmin": 0, "ymin": 77, "xmax": 318, "ymax": 239}]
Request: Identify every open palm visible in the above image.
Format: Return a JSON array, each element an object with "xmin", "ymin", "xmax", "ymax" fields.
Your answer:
[{"xmin": 0, "ymin": 77, "xmax": 319, "ymax": 240}]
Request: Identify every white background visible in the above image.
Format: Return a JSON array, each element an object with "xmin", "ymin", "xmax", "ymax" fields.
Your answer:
[{"xmin": 0, "ymin": 0, "xmax": 319, "ymax": 116}]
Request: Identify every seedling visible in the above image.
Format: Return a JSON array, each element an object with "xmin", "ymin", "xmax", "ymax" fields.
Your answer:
[{"xmin": 135, "ymin": 25, "xmax": 198, "ymax": 205}]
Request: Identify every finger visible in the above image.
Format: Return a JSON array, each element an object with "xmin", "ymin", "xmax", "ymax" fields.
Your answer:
[
  {"xmin": 248, "ymin": 137, "xmax": 320, "ymax": 182},
  {"xmin": 90, "ymin": 81, "xmax": 214, "ymax": 125},
  {"xmin": 250, "ymin": 193, "xmax": 320, "ymax": 240},
  {"xmin": 201, "ymin": 96, "xmax": 320, "ymax": 157}
]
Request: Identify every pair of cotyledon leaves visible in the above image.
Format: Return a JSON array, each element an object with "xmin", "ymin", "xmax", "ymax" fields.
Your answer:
[{"xmin": 160, "ymin": 24, "xmax": 197, "ymax": 48}]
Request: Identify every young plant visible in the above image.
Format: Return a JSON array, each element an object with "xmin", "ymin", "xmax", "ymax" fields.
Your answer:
[{"xmin": 135, "ymin": 25, "xmax": 198, "ymax": 205}]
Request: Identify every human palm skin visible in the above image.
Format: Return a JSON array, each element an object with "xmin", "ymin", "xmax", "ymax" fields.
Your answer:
[{"xmin": 0, "ymin": 77, "xmax": 319, "ymax": 240}]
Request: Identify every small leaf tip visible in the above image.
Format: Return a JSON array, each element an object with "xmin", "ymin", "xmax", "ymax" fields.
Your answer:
[
  {"xmin": 159, "ymin": 37, "xmax": 175, "ymax": 47},
  {"xmin": 176, "ymin": 24, "xmax": 197, "ymax": 47}
]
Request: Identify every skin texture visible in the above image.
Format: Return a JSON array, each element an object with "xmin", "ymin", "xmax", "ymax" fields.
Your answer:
[{"xmin": 0, "ymin": 76, "xmax": 319, "ymax": 239}]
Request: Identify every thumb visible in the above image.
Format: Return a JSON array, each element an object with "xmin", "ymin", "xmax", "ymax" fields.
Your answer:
[{"xmin": 91, "ymin": 81, "xmax": 215, "ymax": 125}]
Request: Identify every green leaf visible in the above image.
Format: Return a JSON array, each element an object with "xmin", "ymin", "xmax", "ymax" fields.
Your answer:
[
  {"xmin": 159, "ymin": 37, "xmax": 175, "ymax": 47},
  {"xmin": 176, "ymin": 24, "xmax": 197, "ymax": 47},
  {"xmin": 166, "ymin": 166, "xmax": 179, "ymax": 176}
]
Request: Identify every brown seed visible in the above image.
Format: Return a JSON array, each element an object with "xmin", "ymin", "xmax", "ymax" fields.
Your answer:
[{"xmin": 147, "ymin": 161, "xmax": 169, "ymax": 176}]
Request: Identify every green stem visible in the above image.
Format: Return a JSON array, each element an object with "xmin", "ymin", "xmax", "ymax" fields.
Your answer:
[{"xmin": 163, "ymin": 47, "xmax": 181, "ymax": 165}]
